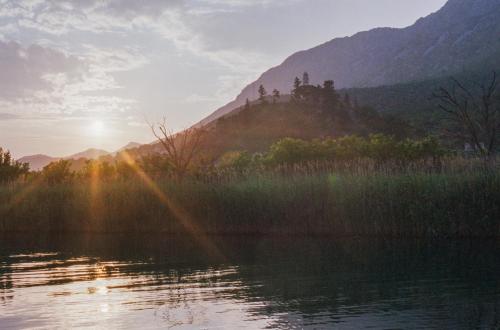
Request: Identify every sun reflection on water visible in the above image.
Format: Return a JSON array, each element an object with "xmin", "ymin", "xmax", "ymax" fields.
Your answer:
[{"xmin": 1, "ymin": 239, "xmax": 498, "ymax": 329}]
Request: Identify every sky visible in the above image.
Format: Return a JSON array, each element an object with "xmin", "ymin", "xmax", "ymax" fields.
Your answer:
[{"xmin": 0, "ymin": 0, "xmax": 448, "ymax": 158}]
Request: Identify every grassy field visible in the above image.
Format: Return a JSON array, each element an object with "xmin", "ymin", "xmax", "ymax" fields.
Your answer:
[{"xmin": 1, "ymin": 158, "xmax": 499, "ymax": 238}]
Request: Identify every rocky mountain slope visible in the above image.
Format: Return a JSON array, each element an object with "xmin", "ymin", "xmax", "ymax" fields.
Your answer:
[{"xmin": 200, "ymin": 0, "xmax": 500, "ymax": 125}]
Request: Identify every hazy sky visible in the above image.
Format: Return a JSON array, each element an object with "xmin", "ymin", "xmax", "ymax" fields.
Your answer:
[{"xmin": 0, "ymin": 0, "xmax": 448, "ymax": 158}]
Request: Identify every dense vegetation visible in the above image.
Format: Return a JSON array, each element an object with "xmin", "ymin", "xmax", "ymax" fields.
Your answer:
[
  {"xmin": 1, "ymin": 73, "xmax": 499, "ymax": 237},
  {"xmin": 1, "ymin": 157, "xmax": 498, "ymax": 237}
]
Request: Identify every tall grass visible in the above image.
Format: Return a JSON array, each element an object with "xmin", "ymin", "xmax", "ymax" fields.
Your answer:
[{"xmin": 0, "ymin": 157, "xmax": 499, "ymax": 238}]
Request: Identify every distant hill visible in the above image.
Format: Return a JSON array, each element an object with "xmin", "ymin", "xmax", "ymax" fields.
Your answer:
[
  {"xmin": 115, "ymin": 142, "xmax": 142, "ymax": 154},
  {"xmin": 200, "ymin": 0, "xmax": 500, "ymax": 126},
  {"xmin": 19, "ymin": 142, "xmax": 143, "ymax": 171},
  {"xmin": 66, "ymin": 148, "xmax": 109, "ymax": 161},
  {"xmin": 16, "ymin": 154, "xmax": 59, "ymax": 172}
]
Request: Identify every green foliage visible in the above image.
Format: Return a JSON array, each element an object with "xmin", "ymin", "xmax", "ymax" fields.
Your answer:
[
  {"xmin": 263, "ymin": 134, "xmax": 445, "ymax": 166},
  {"xmin": 0, "ymin": 148, "xmax": 29, "ymax": 183},
  {"xmin": 42, "ymin": 160, "xmax": 74, "ymax": 184},
  {"xmin": 218, "ymin": 151, "xmax": 252, "ymax": 171},
  {"xmin": 265, "ymin": 138, "xmax": 316, "ymax": 164}
]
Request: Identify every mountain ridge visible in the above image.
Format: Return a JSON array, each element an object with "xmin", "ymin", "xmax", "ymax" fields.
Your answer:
[
  {"xmin": 18, "ymin": 142, "xmax": 143, "ymax": 171},
  {"xmin": 199, "ymin": 0, "xmax": 500, "ymax": 126}
]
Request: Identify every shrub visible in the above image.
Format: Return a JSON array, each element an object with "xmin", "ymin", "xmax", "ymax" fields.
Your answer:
[
  {"xmin": 218, "ymin": 151, "xmax": 252, "ymax": 171},
  {"xmin": 264, "ymin": 134, "xmax": 445, "ymax": 166}
]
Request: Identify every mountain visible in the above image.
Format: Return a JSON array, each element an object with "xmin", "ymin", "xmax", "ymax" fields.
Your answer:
[
  {"xmin": 19, "ymin": 148, "xmax": 110, "ymax": 171},
  {"xmin": 18, "ymin": 143, "xmax": 145, "ymax": 171},
  {"xmin": 115, "ymin": 142, "xmax": 142, "ymax": 153},
  {"xmin": 65, "ymin": 148, "xmax": 109, "ymax": 160},
  {"xmin": 17, "ymin": 154, "xmax": 59, "ymax": 171},
  {"xmin": 200, "ymin": 0, "xmax": 500, "ymax": 126}
]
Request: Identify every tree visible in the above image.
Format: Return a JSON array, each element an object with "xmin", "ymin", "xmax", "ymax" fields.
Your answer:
[
  {"xmin": 42, "ymin": 160, "xmax": 73, "ymax": 185},
  {"xmin": 0, "ymin": 148, "xmax": 29, "ymax": 183},
  {"xmin": 218, "ymin": 151, "xmax": 252, "ymax": 171},
  {"xmin": 323, "ymin": 80, "xmax": 334, "ymax": 92},
  {"xmin": 433, "ymin": 72, "xmax": 499, "ymax": 157},
  {"xmin": 244, "ymin": 98, "xmax": 251, "ymax": 111},
  {"xmin": 150, "ymin": 118, "xmax": 206, "ymax": 181},
  {"xmin": 292, "ymin": 77, "xmax": 302, "ymax": 102},
  {"xmin": 322, "ymin": 80, "xmax": 339, "ymax": 112},
  {"xmin": 79, "ymin": 160, "xmax": 115, "ymax": 181},
  {"xmin": 258, "ymin": 84, "xmax": 267, "ymax": 104},
  {"xmin": 272, "ymin": 89, "xmax": 280, "ymax": 104},
  {"xmin": 302, "ymin": 72, "xmax": 310, "ymax": 86}
]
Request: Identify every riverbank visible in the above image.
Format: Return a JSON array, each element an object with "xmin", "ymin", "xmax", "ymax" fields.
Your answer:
[{"xmin": 1, "ymin": 161, "xmax": 499, "ymax": 238}]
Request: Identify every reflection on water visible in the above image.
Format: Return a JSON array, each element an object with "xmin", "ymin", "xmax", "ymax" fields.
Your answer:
[{"xmin": 0, "ymin": 235, "xmax": 499, "ymax": 329}]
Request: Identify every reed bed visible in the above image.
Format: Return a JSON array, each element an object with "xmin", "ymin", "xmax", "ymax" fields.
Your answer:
[{"xmin": 1, "ymin": 157, "xmax": 499, "ymax": 238}]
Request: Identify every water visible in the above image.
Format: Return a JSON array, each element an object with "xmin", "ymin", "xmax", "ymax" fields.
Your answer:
[{"xmin": 1, "ymin": 235, "xmax": 499, "ymax": 329}]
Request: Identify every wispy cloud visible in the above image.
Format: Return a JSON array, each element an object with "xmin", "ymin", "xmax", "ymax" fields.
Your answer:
[{"xmin": 0, "ymin": 39, "xmax": 147, "ymax": 120}]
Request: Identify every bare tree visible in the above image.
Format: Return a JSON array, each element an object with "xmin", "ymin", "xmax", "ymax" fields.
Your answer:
[
  {"xmin": 150, "ymin": 118, "xmax": 206, "ymax": 181},
  {"xmin": 433, "ymin": 72, "xmax": 499, "ymax": 157}
]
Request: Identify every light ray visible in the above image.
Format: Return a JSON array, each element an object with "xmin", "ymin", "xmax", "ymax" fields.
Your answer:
[
  {"xmin": 120, "ymin": 151, "xmax": 225, "ymax": 261},
  {"xmin": 89, "ymin": 161, "xmax": 104, "ymax": 231}
]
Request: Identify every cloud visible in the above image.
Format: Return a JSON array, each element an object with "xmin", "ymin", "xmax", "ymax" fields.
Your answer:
[
  {"xmin": 0, "ymin": 0, "xmax": 283, "ymax": 68},
  {"xmin": 1, "ymin": 0, "xmax": 185, "ymax": 35},
  {"xmin": 0, "ymin": 40, "xmax": 147, "ymax": 119},
  {"xmin": 0, "ymin": 112, "xmax": 19, "ymax": 120},
  {"xmin": 0, "ymin": 0, "xmax": 306, "ymax": 129},
  {"xmin": 0, "ymin": 40, "xmax": 84, "ymax": 100}
]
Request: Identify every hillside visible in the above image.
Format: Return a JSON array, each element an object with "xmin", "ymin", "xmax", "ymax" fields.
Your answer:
[
  {"xmin": 343, "ymin": 69, "xmax": 500, "ymax": 134},
  {"xmin": 200, "ymin": 0, "xmax": 500, "ymax": 126},
  {"xmin": 200, "ymin": 92, "xmax": 414, "ymax": 159}
]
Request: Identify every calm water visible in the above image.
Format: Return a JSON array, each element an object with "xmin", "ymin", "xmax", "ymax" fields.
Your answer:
[{"xmin": 0, "ymin": 235, "xmax": 499, "ymax": 329}]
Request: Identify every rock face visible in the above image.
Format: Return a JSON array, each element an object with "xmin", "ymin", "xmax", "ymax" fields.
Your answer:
[{"xmin": 200, "ymin": 0, "xmax": 500, "ymax": 125}]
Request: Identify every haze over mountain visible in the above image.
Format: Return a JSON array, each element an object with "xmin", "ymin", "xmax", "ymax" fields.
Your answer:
[{"xmin": 200, "ymin": 0, "xmax": 500, "ymax": 125}]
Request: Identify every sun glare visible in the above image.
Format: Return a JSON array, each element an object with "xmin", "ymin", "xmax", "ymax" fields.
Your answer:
[{"xmin": 89, "ymin": 120, "xmax": 106, "ymax": 136}]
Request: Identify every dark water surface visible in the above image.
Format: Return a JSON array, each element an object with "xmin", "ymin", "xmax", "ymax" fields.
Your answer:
[{"xmin": 0, "ymin": 235, "xmax": 499, "ymax": 329}]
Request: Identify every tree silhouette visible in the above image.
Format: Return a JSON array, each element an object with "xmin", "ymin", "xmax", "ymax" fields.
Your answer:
[
  {"xmin": 258, "ymin": 84, "xmax": 268, "ymax": 104},
  {"xmin": 272, "ymin": 89, "xmax": 281, "ymax": 104},
  {"xmin": 0, "ymin": 148, "xmax": 29, "ymax": 183},
  {"xmin": 322, "ymin": 80, "xmax": 338, "ymax": 112},
  {"xmin": 302, "ymin": 72, "xmax": 310, "ymax": 86},
  {"xmin": 292, "ymin": 77, "xmax": 302, "ymax": 101}
]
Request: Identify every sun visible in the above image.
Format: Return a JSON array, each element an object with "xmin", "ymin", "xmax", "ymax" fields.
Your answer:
[{"xmin": 89, "ymin": 120, "xmax": 106, "ymax": 136}]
